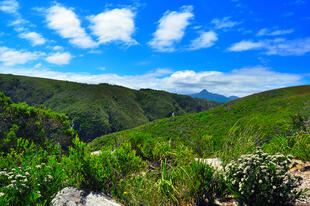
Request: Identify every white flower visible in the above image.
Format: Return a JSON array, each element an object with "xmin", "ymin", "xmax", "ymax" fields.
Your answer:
[{"xmin": 0, "ymin": 192, "xmax": 4, "ymax": 197}]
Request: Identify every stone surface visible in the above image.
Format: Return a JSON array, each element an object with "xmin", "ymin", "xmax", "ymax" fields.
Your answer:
[
  {"xmin": 90, "ymin": 150, "xmax": 102, "ymax": 155},
  {"xmin": 194, "ymin": 157, "xmax": 223, "ymax": 170},
  {"xmin": 52, "ymin": 187, "xmax": 123, "ymax": 206},
  {"xmin": 291, "ymin": 160, "xmax": 310, "ymax": 206}
]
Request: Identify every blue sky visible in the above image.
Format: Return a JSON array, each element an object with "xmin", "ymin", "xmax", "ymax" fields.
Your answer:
[{"xmin": 0, "ymin": 0, "xmax": 309, "ymax": 97}]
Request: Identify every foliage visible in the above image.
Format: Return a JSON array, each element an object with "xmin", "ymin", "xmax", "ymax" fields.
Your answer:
[
  {"xmin": 0, "ymin": 92, "xmax": 74, "ymax": 152},
  {"xmin": 224, "ymin": 148, "xmax": 305, "ymax": 206},
  {"xmin": 186, "ymin": 161, "xmax": 228, "ymax": 205},
  {"xmin": 0, "ymin": 139, "xmax": 65, "ymax": 206},
  {"xmin": 263, "ymin": 130, "xmax": 310, "ymax": 161},
  {"xmin": 92, "ymin": 85, "xmax": 310, "ymax": 161},
  {"xmin": 0, "ymin": 74, "xmax": 220, "ymax": 141},
  {"xmin": 63, "ymin": 137, "xmax": 145, "ymax": 198}
]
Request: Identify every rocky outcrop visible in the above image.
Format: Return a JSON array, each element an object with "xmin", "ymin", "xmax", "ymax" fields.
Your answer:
[{"xmin": 52, "ymin": 187, "xmax": 123, "ymax": 206}]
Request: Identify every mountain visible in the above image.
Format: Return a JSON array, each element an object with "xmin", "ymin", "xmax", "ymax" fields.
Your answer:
[
  {"xmin": 189, "ymin": 89, "xmax": 239, "ymax": 103},
  {"xmin": 0, "ymin": 74, "xmax": 221, "ymax": 142},
  {"xmin": 91, "ymin": 85, "xmax": 310, "ymax": 160}
]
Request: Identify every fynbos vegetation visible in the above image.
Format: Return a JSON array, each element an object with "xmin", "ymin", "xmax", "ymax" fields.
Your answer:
[{"xmin": 0, "ymin": 86, "xmax": 309, "ymax": 205}]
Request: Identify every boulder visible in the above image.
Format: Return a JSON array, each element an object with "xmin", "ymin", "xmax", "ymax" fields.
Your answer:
[{"xmin": 52, "ymin": 187, "xmax": 123, "ymax": 206}]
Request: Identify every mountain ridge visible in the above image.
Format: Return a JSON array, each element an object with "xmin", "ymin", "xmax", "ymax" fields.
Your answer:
[
  {"xmin": 0, "ymin": 73, "xmax": 221, "ymax": 141},
  {"xmin": 189, "ymin": 89, "xmax": 239, "ymax": 103}
]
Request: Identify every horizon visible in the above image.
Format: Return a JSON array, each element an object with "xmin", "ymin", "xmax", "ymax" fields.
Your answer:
[{"xmin": 0, "ymin": 0, "xmax": 309, "ymax": 97}]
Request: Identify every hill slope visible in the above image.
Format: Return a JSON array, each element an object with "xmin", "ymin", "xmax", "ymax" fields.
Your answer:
[
  {"xmin": 189, "ymin": 89, "xmax": 239, "ymax": 103},
  {"xmin": 91, "ymin": 85, "xmax": 310, "ymax": 160},
  {"xmin": 0, "ymin": 74, "xmax": 220, "ymax": 141}
]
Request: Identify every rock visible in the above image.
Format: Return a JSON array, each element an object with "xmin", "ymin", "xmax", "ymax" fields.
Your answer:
[
  {"xmin": 290, "ymin": 159, "xmax": 310, "ymax": 206},
  {"xmin": 194, "ymin": 157, "xmax": 223, "ymax": 170},
  {"xmin": 52, "ymin": 187, "xmax": 123, "ymax": 206},
  {"xmin": 90, "ymin": 150, "xmax": 102, "ymax": 155}
]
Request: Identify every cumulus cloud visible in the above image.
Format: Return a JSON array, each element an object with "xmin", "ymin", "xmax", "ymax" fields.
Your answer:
[
  {"xmin": 88, "ymin": 8, "xmax": 136, "ymax": 45},
  {"xmin": 19, "ymin": 32, "xmax": 46, "ymax": 46},
  {"xmin": 257, "ymin": 28, "xmax": 294, "ymax": 36},
  {"xmin": 46, "ymin": 4, "xmax": 97, "ymax": 48},
  {"xmin": 228, "ymin": 38, "xmax": 310, "ymax": 55},
  {"xmin": 149, "ymin": 6, "xmax": 193, "ymax": 52},
  {"xmin": 45, "ymin": 52, "xmax": 72, "ymax": 65},
  {"xmin": 0, "ymin": 47, "xmax": 41, "ymax": 66},
  {"xmin": 0, "ymin": 66, "xmax": 303, "ymax": 97},
  {"xmin": 211, "ymin": 17, "xmax": 240, "ymax": 30},
  {"xmin": 189, "ymin": 31, "xmax": 218, "ymax": 50},
  {"xmin": 0, "ymin": 0, "xmax": 18, "ymax": 14}
]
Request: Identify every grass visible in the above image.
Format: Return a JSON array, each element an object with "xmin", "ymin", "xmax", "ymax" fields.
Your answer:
[{"xmin": 91, "ymin": 85, "xmax": 310, "ymax": 161}]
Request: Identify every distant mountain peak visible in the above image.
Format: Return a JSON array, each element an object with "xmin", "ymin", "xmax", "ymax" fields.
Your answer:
[
  {"xmin": 200, "ymin": 89, "xmax": 209, "ymax": 93},
  {"xmin": 189, "ymin": 89, "xmax": 239, "ymax": 103}
]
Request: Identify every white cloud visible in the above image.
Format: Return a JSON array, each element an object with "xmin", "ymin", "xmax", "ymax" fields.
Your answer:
[
  {"xmin": 88, "ymin": 8, "xmax": 136, "ymax": 45},
  {"xmin": 0, "ymin": 47, "xmax": 41, "ymax": 66},
  {"xmin": 46, "ymin": 4, "xmax": 97, "ymax": 48},
  {"xmin": 19, "ymin": 32, "xmax": 46, "ymax": 46},
  {"xmin": 98, "ymin": 67, "xmax": 106, "ymax": 71},
  {"xmin": 265, "ymin": 38, "xmax": 310, "ymax": 55},
  {"xmin": 45, "ymin": 52, "xmax": 72, "ymax": 65},
  {"xmin": 189, "ymin": 31, "xmax": 218, "ymax": 50},
  {"xmin": 257, "ymin": 28, "xmax": 294, "ymax": 36},
  {"xmin": 1, "ymin": 0, "xmax": 47, "ymax": 46},
  {"xmin": 211, "ymin": 17, "xmax": 240, "ymax": 30},
  {"xmin": 228, "ymin": 40, "xmax": 264, "ymax": 51},
  {"xmin": 53, "ymin": 45, "xmax": 63, "ymax": 51},
  {"xmin": 0, "ymin": 66, "xmax": 303, "ymax": 97},
  {"xmin": 0, "ymin": 0, "xmax": 18, "ymax": 14},
  {"xmin": 149, "ymin": 6, "xmax": 193, "ymax": 52},
  {"xmin": 228, "ymin": 38, "xmax": 310, "ymax": 55}
]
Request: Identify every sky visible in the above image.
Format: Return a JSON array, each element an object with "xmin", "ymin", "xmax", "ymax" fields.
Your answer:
[{"xmin": 0, "ymin": 0, "xmax": 309, "ymax": 97}]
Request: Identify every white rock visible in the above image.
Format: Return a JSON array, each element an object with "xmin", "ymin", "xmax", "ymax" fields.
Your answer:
[
  {"xmin": 194, "ymin": 157, "xmax": 223, "ymax": 170},
  {"xmin": 52, "ymin": 187, "xmax": 123, "ymax": 206},
  {"xmin": 90, "ymin": 150, "xmax": 102, "ymax": 155}
]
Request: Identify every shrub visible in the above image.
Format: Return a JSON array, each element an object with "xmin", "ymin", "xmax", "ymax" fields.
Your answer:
[
  {"xmin": 0, "ymin": 139, "xmax": 65, "ymax": 206},
  {"xmin": 155, "ymin": 160, "xmax": 228, "ymax": 206},
  {"xmin": 186, "ymin": 161, "xmax": 228, "ymax": 205},
  {"xmin": 225, "ymin": 148, "xmax": 305, "ymax": 206},
  {"xmin": 63, "ymin": 137, "xmax": 145, "ymax": 198}
]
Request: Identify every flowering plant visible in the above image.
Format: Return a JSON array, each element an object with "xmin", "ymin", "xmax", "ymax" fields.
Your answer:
[{"xmin": 224, "ymin": 148, "xmax": 305, "ymax": 206}]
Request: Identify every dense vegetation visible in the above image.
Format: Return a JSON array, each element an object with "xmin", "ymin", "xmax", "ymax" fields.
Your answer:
[
  {"xmin": 0, "ymin": 85, "xmax": 309, "ymax": 205},
  {"xmin": 0, "ymin": 92, "xmax": 74, "ymax": 152},
  {"xmin": 92, "ymin": 85, "xmax": 310, "ymax": 161},
  {"xmin": 0, "ymin": 74, "xmax": 220, "ymax": 142}
]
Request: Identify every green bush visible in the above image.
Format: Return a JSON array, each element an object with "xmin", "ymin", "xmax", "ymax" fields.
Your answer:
[
  {"xmin": 225, "ymin": 148, "xmax": 305, "ymax": 206},
  {"xmin": 63, "ymin": 137, "xmax": 145, "ymax": 198},
  {"xmin": 0, "ymin": 139, "xmax": 65, "ymax": 206},
  {"xmin": 186, "ymin": 161, "xmax": 228, "ymax": 205}
]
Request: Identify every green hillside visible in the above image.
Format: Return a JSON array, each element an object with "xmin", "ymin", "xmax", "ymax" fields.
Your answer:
[
  {"xmin": 91, "ymin": 85, "xmax": 310, "ymax": 161},
  {"xmin": 0, "ymin": 74, "xmax": 220, "ymax": 142}
]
